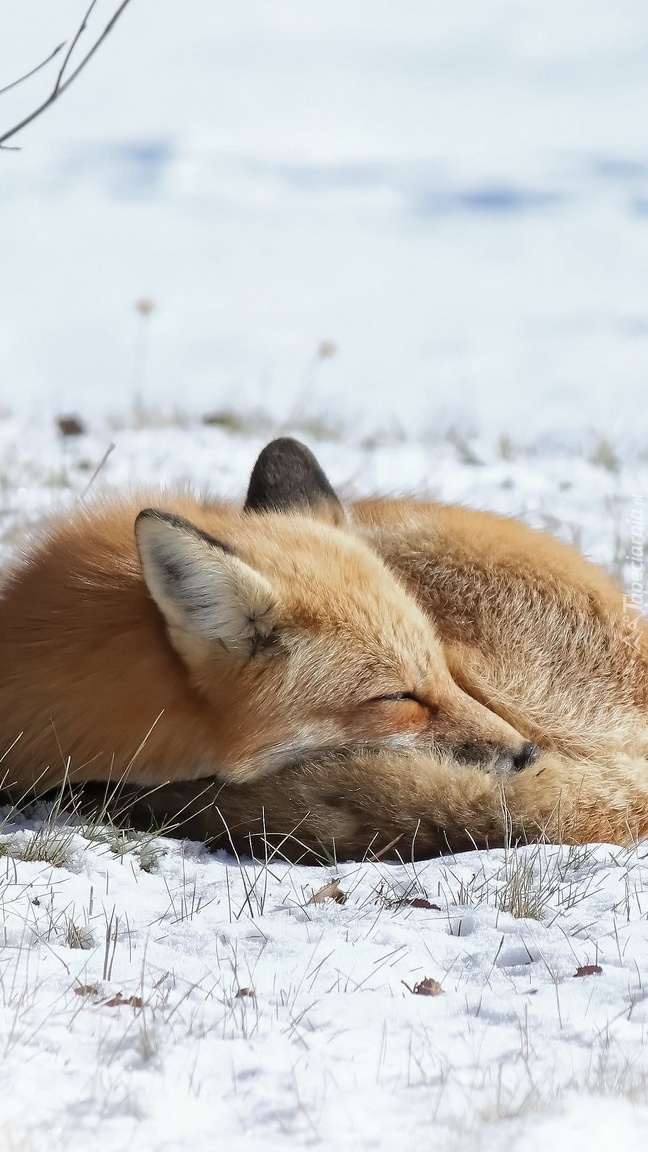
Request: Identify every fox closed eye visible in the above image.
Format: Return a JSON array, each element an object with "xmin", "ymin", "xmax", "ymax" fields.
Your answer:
[{"xmin": 366, "ymin": 693, "xmax": 441, "ymax": 720}]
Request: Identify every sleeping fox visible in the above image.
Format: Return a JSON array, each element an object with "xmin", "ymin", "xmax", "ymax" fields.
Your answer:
[
  {"xmin": 137, "ymin": 436, "xmax": 647, "ymax": 860},
  {"xmin": 1, "ymin": 436, "xmax": 647, "ymax": 858},
  {"xmin": 0, "ymin": 484, "xmax": 534, "ymax": 797}
]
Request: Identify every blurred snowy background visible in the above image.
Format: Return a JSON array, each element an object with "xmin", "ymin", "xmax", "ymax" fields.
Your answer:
[
  {"xmin": 2, "ymin": 0, "xmax": 648, "ymax": 444},
  {"xmin": 4, "ymin": 7, "xmax": 648, "ymax": 1150}
]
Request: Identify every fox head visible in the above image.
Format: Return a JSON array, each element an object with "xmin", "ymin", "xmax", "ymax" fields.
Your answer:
[{"xmin": 134, "ymin": 442, "xmax": 537, "ymax": 782}]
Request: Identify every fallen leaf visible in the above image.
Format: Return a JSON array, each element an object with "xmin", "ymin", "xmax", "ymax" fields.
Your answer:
[
  {"xmin": 402, "ymin": 977, "xmax": 444, "ymax": 997},
  {"xmin": 406, "ymin": 898, "xmax": 441, "ymax": 910},
  {"xmin": 74, "ymin": 984, "xmax": 99, "ymax": 998},
  {"xmin": 103, "ymin": 992, "xmax": 145, "ymax": 1008},
  {"xmin": 235, "ymin": 987, "xmax": 255, "ymax": 999},
  {"xmin": 573, "ymin": 964, "xmax": 603, "ymax": 978},
  {"xmin": 309, "ymin": 879, "xmax": 347, "ymax": 905}
]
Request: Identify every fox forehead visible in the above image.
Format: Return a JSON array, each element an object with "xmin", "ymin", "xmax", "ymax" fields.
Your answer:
[
  {"xmin": 233, "ymin": 512, "xmax": 439, "ymax": 633},
  {"xmin": 229, "ymin": 518, "xmax": 445, "ymax": 689}
]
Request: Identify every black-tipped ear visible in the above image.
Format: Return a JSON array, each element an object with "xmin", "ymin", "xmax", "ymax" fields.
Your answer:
[
  {"xmin": 244, "ymin": 438, "xmax": 344, "ymax": 520},
  {"xmin": 135, "ymin": 509, "xmax": 276, "ymax": 660}
]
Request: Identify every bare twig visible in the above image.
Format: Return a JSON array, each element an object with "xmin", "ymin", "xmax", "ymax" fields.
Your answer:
[
  {"xmin": 0, "ymin": 0, "xmax": 134, "ymax": 149},
  {"xmin": 0, "ymin": 43, "xmax": 66, "ymax": 99}
]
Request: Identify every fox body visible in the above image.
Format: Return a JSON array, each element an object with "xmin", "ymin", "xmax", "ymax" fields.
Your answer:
[
  {"xmin": 0, "ymin": 491, "xmax": 531, "ymax": 797},
  {"xmin": 149, "ymin": 435, "xmax": 648, "ymax": 860},
  {"xmin": 2, "ymin": 435, "xmax": 647, "ymax": 858}
]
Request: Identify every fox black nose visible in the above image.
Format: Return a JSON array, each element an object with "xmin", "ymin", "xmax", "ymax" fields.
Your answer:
[{"xmin": 512, "ymin": 742, "xmax": 541, "ymax": 772}]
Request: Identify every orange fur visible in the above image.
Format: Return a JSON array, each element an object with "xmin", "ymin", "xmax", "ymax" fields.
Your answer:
[
  {"xmin": 122, "ymin": 491, "xmax": 648, "ymax": 861},
  {"xmin": 0, "ymin": 493, "xmax": 529, "ymax": 796},
  {"xmin": 126, "ymin": 744, "xmax": 648, "ymax": 862},
  {"xmin": 2, "ymin": 433, "xmax": 648, "ymax": 860},
  {"xmin": 353, "ymin": 498, "xmax": 648, "ymax": 763}
]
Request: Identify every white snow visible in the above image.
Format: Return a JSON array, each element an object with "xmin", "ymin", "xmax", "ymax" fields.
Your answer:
[
  {"xmin": 2, "ymin": 801, "xmax": 648, "ymax": 1151},
  {"xmin": 2, "ymin": 1, "xmax": 648, "ymax": 1147}
]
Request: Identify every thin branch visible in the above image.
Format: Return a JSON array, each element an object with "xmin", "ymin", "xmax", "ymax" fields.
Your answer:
[
  {"xmin": 0, "ymin": 0, "xmax": 134, "ymax": 150},
  {"xmin": 54, "ymin": 0, "xmax": 101, "ymax": 95},
  {"xmin": 0, "ymin": 42, "xmax": 66, "ymax": 98}
]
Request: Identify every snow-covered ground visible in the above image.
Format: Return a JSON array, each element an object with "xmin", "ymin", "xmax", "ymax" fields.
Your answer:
[
  {"xmin": 2, "ymin": 1, "xmax": 648, "ymax": 1148},
  {"xmin": 3, "ymin": 803, "xmax": 648, "ymax": 1152},
  {"xmin": 1, "ymin": 416, "xmax": 647, "ymax": 1152}
]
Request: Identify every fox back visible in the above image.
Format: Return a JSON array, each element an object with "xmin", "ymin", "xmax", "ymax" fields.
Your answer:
[{"xmin": 353, "ymin": 497, "xmax": 648, "ymax": 761}]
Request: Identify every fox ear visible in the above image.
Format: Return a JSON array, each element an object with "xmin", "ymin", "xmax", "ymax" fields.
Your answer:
[
  {"xmin": 244, "ymin": 437, "xmax": 345, "ymax": 525},
  {"xmin": 135, "ymin": 510, "xmax": 276, "ymax": 660}
]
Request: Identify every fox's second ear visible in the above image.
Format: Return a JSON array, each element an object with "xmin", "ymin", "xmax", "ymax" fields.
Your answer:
[
  {"xmin": 135, "ymin": 510, "xmax": 276, "ymax": 661},
  {"xmin": 244, "ymin": 437, "xmax": 346, "ymax": 525}
]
